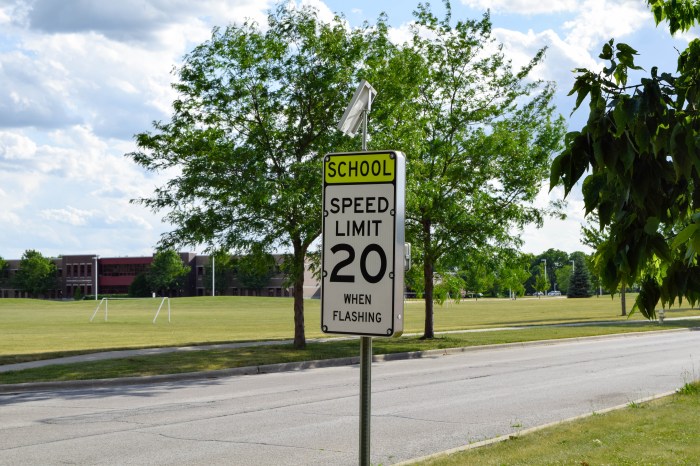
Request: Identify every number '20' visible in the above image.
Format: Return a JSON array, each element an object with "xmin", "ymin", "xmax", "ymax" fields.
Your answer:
[{"xmin": 329, "ymin": 243, "xmax": 387, "ymax": 284}]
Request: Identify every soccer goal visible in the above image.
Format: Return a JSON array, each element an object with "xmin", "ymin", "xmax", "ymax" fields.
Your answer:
[{"xmin": 89, "ymin": 297, "xmax": 171, "ymax": 324}]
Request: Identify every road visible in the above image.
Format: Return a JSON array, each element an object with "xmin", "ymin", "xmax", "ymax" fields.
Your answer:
[{"xmin": 1, "ymin": 330, "xmax": 699, "ymax": 465}]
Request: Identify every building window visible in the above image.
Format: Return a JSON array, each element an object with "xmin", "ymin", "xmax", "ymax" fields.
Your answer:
[
  {"xmin": 87, "ymin": 264, "xmax": 92, "ymax": 276},
  {"xmin": 197, "ymin": 266, "xmax": 204, "ymax": 276}
]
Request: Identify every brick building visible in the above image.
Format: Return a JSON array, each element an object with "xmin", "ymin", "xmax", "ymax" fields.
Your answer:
[{"xmin": 0, "ymin": 253, "xmax": 320, "ymax": 300}]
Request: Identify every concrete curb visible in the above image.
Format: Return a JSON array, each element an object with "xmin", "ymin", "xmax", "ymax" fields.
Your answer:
[
  {"xmin": 393, "ymin": 390, "xmax": 678, "ymax": 465},
  {"xmin": 0, "ymin": 328, "xmax": 690, "ymax": 394}
]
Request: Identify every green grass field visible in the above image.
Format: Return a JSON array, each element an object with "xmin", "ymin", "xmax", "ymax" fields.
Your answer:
[
  {"xmin": 1, "ymin": 295, "xmax": 698, "ymax": 362},
  {"xmin": 420, "ymin": 382, "xmax": 700, "ymax": 465}
]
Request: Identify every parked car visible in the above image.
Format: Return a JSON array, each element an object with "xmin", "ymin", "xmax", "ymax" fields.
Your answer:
[{"xmin": 548, "ymin": 290, "xmax": 562, "ymax": 296}]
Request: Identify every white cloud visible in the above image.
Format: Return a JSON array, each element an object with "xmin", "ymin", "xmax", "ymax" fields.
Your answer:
[
  {"xmin": 40, "ymin": 206, "xmax": 94, "ymax": 226},
  {"xmin": 460, "ymin": 0, "xmax": 579, "ymax": 15},
  {"xmin": 17, "ymin": 0, "xmax": 270, "ymax": 43},
  {"xmin": 0, "ymin": 7, "xmax": 10, "ymax": 25},
  {"xmin": 562, "ymin": 0, "xmax": 650, "ymax": 51},
  {"xmin": 105, "ymin": 213, "xmax": 153, "ymax": 231},
  {"xmin": 0, "ymin": 0, "xmax": 669, "ymax": 259},
  {"xmin": 0, "ymin": 131, "xmax": 37, "ymax": 160},
  {"xmin": 519, "ymin": 185, "xmax": 592, "ymax": 254},
  {"xmin": 298, "ymin": 0, "xmax": 337, "ymax": 23}
]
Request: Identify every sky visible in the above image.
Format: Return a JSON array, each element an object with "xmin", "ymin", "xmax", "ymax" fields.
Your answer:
[{"xmin": 0, "ymin": 0, "xmax": 696, "ymax": 260}]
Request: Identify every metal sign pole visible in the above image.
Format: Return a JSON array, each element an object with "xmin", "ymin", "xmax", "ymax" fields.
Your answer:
[
  {"xmin": 359, "ymin": 335, "xmax": 372, "ymax": 465},
  {"xmin": 359, "ymin": 106, "xmax": 371, "ymax": 466},
  {"xmin": 360, "ymin": 104, "xmax": 372, "ymax": 466}
]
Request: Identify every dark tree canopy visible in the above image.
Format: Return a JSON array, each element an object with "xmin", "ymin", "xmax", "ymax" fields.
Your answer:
[
  {"xmin": 0, "ymin": 256, "xmax": 9, "ymax": 287},
  {"xmin": 129, "ymin": 273, "xmax": 152, "ymax": 298},
  {"xmin": 148, "ymin": 250, "xmax": 190, "ymax": 297},
  {"xmin": 367, "ymin": 2, "xmax": 566, "ymax": 337},
  {"xmin": 568, "ymin": 259, "xmax": 593, "ymax": 298},
  {"xmin": 237, "ymin": 244, "xmax": 276, "ymax": 294},
  {"xmin": 551, "ymin": 1, "xmax": 700, "ymax": 316},
  {"xmin": 12, "ymin": 250, "xmax": 57, "ymax": 298},
  {"xmin": 128, "ymin": 4, "xmax": 375, "ymax": 348}
]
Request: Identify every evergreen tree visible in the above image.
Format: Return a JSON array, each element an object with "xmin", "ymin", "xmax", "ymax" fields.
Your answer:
[
  {"xmin": 568, "ymin": 260, "xmax": 593, "ymax": 298},
  {"xmin": 129, "ymin": 273, "xmax": 152, "ymax": 297}
]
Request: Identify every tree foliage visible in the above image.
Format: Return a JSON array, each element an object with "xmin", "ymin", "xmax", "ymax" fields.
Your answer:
[
  {"xmin": 497, "ymin": 251, "xmax": 532, "ymax": 298},
  {"xmin": 0, "ymin": 256, "xmax": 9, "ymax": 286},
  {"xmin": 534, "ymin": 265, "xmax": 549, "ymax": 298},
  {"xmin": 554, "ymin": 265, "xmax": 573, "ymax": 295},
  {"xmin": 148, "ymin": 250, "xmax": 190, "ymax": 297},
  {"xmin": 550, "ymin": 1, "xmax": 700, "ymax": 317},
  {"xmin": 12, "ymin": 250, "xmax": 57, "ymax": 298},
  {"xmin": 128, "ymin": 4, "xmax": 374, "ymax": 348},
  {"xmin": 368, "ymin": 1, "xmax": 566, "ymax": 338},
  {"xmin": 567, "ymin": 258, "xmax": 593, "ymax": 298},
  {"xmin": 237, "ymin": 244, "xmax": 276, "ymax": 294},
  {"xmin": 204, "ymin": 250, "xmax": 236, "ymax": 296},
  {"xmin": 129, "ymin": 273, "xmax": 152, "ymax": 298}
]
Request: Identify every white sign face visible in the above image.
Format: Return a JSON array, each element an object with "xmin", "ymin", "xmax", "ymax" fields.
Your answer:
[{"xmin": 321, "ymin": 151, "xmax": 405, "ymax": 337}]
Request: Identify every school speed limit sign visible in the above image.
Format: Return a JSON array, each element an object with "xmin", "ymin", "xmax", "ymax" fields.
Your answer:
[{"xmin": 321, "ymin": 151, "xmax": 405, "ymax": 337}]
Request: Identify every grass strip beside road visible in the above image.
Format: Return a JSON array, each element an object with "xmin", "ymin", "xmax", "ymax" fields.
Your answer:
[
  {"xmin": 2, "ymin": 321, "xmax": 698, "ymax": 384},
  {"xmin": 418, "ymin": 381, "xmax": 700, "ymax": 465},
  {"xmin": 3, "ymin": 295, "xmax": 699, "ymax": 364}
]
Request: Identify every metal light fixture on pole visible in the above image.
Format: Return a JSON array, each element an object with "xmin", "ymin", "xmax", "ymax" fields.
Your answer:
[
  {"xmin": 541, "ymin": 258, "xmax": 547, "ymax": 291},
  {"xmin": 337, "ymin": 79, "xmax": 377, "ymax": 466}
]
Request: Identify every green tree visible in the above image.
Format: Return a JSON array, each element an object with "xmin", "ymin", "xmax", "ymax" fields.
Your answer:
[
  {"xmin": 368, "ymin": 2, "xmax": 566, "ymax": 338},
  {"xmin": 581, "ymin": 217, "xmax": 628, "ymax": 314},
  {"xmin": 204, "ymin": 251, "xmax": 236, "ymax": 296},
  {"xmin": 497, "ymin": 251, "xmax": 532, "ymax": 299},
  {"xmin": 405, "ymin": 263, "xmax": 425, "ymax": 299},
  {"xmin": 534, "ymin": 266, "xmax": 548, "ymax": 298},
  {"xmin": 554, "ymin": 265, "xmax": 572, "ymax": 295},
  {"xmin": 237, "ymin": 244, "xmax": 276, "ymax": 295},
  {"xmin": 551, "ymin": 1, "xmax": 700, "ymax": 317},
  {"xmin": 568, "ymin": 258, "xmax": 593, "ymax": 298},
  {"xmin": 433, "ymin": 273, "xmax": 464, "ymax": 305},
  {"xmin": 540, "ymin": 249, "xmax": 570, "ymax": 292},
  {"xmin": 129, "ymin": 273, "xmax": 152, "ymax": 298},
  {"xmin": 128, "ymin": 4, "xmax": 372, "ymax": 349},
  {"xmin": 12, "ymin": 250, "xmax": 58, "ymax": 298},
  {"xmin": 0, "ymin": 256, "xmax": 9, "ymax": 286},
  {"xmin": 148, "ymin": 250, "xmax": 190, "ymax": 297},
  {"xmin": 457, "ymin": 251, "xmax": 497, "ymax": 299}
]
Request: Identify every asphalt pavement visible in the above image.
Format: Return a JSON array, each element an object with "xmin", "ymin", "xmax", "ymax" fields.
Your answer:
[{"xmin": 3, "ymin": 316, "xmax": 697, "ymax": 394}]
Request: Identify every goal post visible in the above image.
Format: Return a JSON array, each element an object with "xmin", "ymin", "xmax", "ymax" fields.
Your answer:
[
  {"xmin": 90, "ymin": 297, "xmax": 108, "ymax": 322},
  {"xmin": 153, "ymin": 297, "xmax": 171, "ymax": 324},
  {"xmin": 89, "ymin": 297, "xmax": 171, "ymax": 324}
]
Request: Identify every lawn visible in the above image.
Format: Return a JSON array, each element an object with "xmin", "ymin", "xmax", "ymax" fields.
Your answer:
[
  {"xmin": 1, "ymin": 295, "xmax": 698, "ymax": 362},
  {"xmin": 419, "ymin": 382, "xmax": 700, "ymax": 465}
]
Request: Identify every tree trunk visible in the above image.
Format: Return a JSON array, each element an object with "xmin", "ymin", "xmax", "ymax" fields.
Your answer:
[
  {"xmin": 423, "ymin": 257, "xmax": 434, "ymax": 339},
  {"xmin": 292, "ymin": 243, "xmax": 307, "ymax": 349},
  {"xmin": 293, "ymin": 274, "xmax": 306, "ymax": 349},
  {"xmin": 620, "ymin": 281, "xmax": 627, "ymax": 317},
  {"xmin": 422, "ymin": 220, "xmax": 434, "ymax": 339}
]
